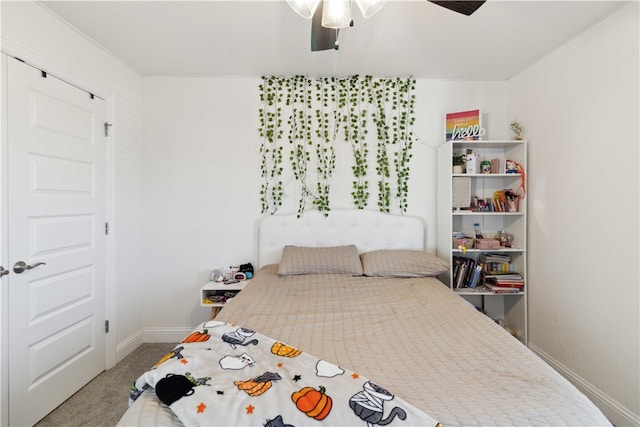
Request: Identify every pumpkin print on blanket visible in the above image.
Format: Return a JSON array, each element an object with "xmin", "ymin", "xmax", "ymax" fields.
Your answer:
[
  {"xmin": 234, "ymin": 372, "xmax": 282, "ymax": 396},
  {"xmin": 271, "ymin": 341, "xmax": 302, "ymax": 357},
  {"xmin": 291, "ymin": 385, "xmax": 333, "ymax": 420},
  {"xmin": 181, "ymin": 329, "xmax": 210, "ymax": 343}
]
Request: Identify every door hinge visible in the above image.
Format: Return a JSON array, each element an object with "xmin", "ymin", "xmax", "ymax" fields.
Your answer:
[
  {"xmin": 104, "ymin": 122, "xmax": 113, "ymax": 137},
  {"xmin": 105, "ymin": 320, "xmax": 110, "ymax": 333},
  {"xmin": 105, "ymin": 222, "xmax": 109, "ymax": 235}
]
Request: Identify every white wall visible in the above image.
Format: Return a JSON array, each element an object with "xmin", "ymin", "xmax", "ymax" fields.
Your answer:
[
  {"xmin": 507, "ymin": 3, "xmax": 639, "ymax": 425},
  {"xmin": 140, "ymin": 76, "xmax": 509, "ymax": 329},
  {"xmin": 140, "ymin": 77, "xmax": 261, "ymax": 329}
]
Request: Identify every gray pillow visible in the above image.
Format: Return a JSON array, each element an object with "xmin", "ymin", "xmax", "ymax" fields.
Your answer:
[
  {"xmin": 361, "ymin": 249, "xmax": 449, "ymax": 277},
  {"xmin": 277, "ymin": 245, "xmax": 364, "ymax": 276}
]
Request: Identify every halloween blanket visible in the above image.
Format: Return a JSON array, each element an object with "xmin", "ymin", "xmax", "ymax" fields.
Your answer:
[{"xmin": 130, "ymin": 320, "xmax": 442, "ymax": 427}]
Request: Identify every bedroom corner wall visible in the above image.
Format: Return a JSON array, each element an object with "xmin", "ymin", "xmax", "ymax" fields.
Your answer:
[{"xmin": 507, "ymin": 3, "xmax": 640, "ymax": 425}]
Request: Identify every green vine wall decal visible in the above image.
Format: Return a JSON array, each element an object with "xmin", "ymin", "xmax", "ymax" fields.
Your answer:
[
  {"xmin": 259, "ymin": 75, "xmax": 416, "ymax": 217},
  {"xmin": 371, "ymin": 78, "xmax": 392, "ymax": 212},
  {"xmin": 339, "ymin": 76, "xmax": 371, "ymax": 209},
  {"xmin": 283, "ymin": 76, "xmax": 338, "ymax": 217},
  {"xmin": 394, "ymin": 78, "xmax": 416, "ymax": 213},
  {"xmin": 287, "ymin": 75, "xmax": 311, "ymax": 217},
  {"xmin": 258, "ymin": 77, "xmax": 285, "ymax": 214},
  {"xmin": 312, "ymin": 77, "xmax": 338, "ymax": 216}
]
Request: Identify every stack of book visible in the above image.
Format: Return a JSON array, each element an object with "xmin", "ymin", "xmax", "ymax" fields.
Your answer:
[
  {"xmin": 484, "ymin": 274, "xmax": 524, "ymax": 293},
  {"xmin": 479, "ymin": 253, "xmax": 517, "ymax": 274}
]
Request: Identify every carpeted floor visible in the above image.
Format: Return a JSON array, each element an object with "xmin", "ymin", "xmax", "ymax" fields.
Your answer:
[{"xmin": 34, "ymin": 342, "xmax": 176, "ymax": 427}]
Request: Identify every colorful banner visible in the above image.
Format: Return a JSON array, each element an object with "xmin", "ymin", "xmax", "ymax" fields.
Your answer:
[{"xmin": 445, "ymin": 109, "xmax": 483, "ymax": 141}]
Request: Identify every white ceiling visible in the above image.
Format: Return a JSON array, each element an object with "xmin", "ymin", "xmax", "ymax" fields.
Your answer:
[{"xmin": 40, "ymin": 0, "xmax": 627, "ymax": 80}]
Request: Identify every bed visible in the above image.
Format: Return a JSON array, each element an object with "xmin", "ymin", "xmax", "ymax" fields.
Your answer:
[{"xmin": 118, "ymin": 210, "xmax": 610, "ymax": 427}]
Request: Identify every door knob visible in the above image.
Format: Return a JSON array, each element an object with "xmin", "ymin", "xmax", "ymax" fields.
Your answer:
[
  {"xmin": 13, "ymin": 261, "xmax": 46, "ymax": 274},
  {"xmin": 0, "ymin": 267, "xmax": 8, "ymax": 277}
]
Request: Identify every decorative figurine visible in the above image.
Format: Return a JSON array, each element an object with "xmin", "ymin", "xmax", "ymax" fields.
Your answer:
[{"xmin": 510, "ymin": 121, "xmax": 524, "ymax": 140}]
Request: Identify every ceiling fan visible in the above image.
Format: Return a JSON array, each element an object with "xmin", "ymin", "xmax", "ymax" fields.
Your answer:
[{"xmin": 288, "ymin": 0, "xmax": 486, "ymax": 51}]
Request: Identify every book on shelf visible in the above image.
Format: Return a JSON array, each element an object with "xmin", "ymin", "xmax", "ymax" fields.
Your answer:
[
  {"xmin": 484, "ymin": 273, "xmax": 524, "ymax": 282},
  {"xmin": 486, "ymin": 280, "xmax": 524, "ymax": 289},
  {"xmin": 484, "ymin": 262, "xmax": 517, "ymax": 274},
  {"xmin": 453, "ymin": 256, "xmax": 468, "ymax": 288},
  {"xmin": 479, "ymin": 253, "xmax": 517, "ymax": 273},
  {"xmin": 452, "ymin": 256, "xmax": 485, "ymax": 289},
  {"xmin": 468, "ymin": 263, "xmax": 483, "ymax": 288},
  {"xmin": 453, "ymin": 257, "xmax": 468, "ymax": 288},
  {"xmin": 484, "ymin": 273, "xmax": 524, "ymax": 290},
  {"xmin": 484, "ymin": 282, "xmax": 522, "ymax": 293},
  {"xmin": 479, "ymin": 253, "xmax": 512, "ymax": 263},
  {"xmin": 456, "ymin": 264, "xmax": 467, "ymax": 288}
]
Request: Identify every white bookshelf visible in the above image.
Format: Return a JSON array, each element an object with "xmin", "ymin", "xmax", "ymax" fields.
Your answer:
[{"xmin": 437, "ymin": 140, "xmax": 528, "ymax": 343}]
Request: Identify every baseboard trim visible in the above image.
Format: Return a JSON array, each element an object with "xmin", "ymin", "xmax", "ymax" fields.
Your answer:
[
  {"xmin": 115, "ymin": 327, "xmax": 192, "ymax": 364},
  {"xmin": 115, "ymin": 329, "xmax": 144, "ymax": 364},
  {"xmin": 142, "ymin": 327, "xmax": 193, "ymax": 343},
  {"xmin": 529, "ymin": 343, "xmax": 639, "ymax": 427}
]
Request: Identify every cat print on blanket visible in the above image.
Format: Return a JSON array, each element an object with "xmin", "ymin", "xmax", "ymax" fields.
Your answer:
[
  {"xmin": 349, "ymin": 381, "xmax": 408, "ymax": 426},
  {"xmin": 128, "ymin": 321, "xmax": 443, "ymax": 427},
  {"xmin": 222, "ymin": 327, "xmax": 259, "ymax": 349}
]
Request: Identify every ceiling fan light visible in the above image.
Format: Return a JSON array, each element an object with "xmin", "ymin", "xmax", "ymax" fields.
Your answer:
[
  {"xmin": 322, "ymin": 0, "xmax": 352, "ymax": 29},
  {"xmin": 355, "ymin": 0, "xmax": 386, "ymax": 18},
  {"xmin": 287, "ymin": 0, "xmax": 321, "ymax": 19}
]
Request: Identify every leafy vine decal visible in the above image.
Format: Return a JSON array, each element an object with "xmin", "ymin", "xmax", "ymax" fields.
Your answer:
[
  {"xmin": 258, "ymin": 76, "xmax": 284, "ymax": 214},
  {"xmin": 371, "ymin": 78, "xmax": 392, "ymax": 212},
  {"xmin": 311, "ymin": 77, "xmax": 338, "ymax": 216},
  {"xmin": 393, "ymin": 77, "xmax": 416, "ymax": 213},
  {"xmin": 287, "ymin": 75, "xmax": 311, "ymax": 217},
  {"xmin": 339, "ymin": 75, "xmax": 370, "ymax": 209},
  {"xmin": 258, "ymin": 75, "xmax": 417, "ymax": 217}
]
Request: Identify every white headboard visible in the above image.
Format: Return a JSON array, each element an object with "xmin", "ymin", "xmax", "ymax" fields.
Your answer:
[{"xmin": 258, "ymin": 209, "xmax": 425, "ymax": 268}]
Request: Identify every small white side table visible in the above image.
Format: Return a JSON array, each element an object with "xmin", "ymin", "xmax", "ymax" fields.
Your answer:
[{"xmin": 200, "ymin": 280, "xmax": 249, "ymax": 319}]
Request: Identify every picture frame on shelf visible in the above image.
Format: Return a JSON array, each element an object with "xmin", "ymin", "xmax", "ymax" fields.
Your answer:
[{"xmin": 445, "ymin": 109, "xmax": 485, "ymax": 141}]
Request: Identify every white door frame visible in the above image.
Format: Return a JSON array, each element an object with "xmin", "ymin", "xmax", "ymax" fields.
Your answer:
[
  {"xmin": 1, "ymin": 53, "xmax": 11, "ymax": 427},
  {"xmin": 0, "ymin": 51, "xmax": 116, "ymax": 426}
]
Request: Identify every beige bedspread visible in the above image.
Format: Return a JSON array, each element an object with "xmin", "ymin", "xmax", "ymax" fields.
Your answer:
[
  {"xmin": 215, "ymin": 265, "xmax": 610, "ymax": 426},
  {"xmin": 119, "ymin": 265, "xmax": 610, "ymax": 426}
]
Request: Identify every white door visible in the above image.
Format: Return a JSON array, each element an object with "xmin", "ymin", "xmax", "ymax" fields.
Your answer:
[{"xmin": 6, "ymin": 57, "xmax": 107, "ymax": 426}]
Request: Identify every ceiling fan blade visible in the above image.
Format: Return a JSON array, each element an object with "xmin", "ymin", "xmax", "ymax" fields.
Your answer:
[
  {"xmin": 311, "ymin": 1, "xmax": 339, "ymax": 51},
  {"xmin": 428, "ymin": 1, "xmax": 486, "ymax": 16}
]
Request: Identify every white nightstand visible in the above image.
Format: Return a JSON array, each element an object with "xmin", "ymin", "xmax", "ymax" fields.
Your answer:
[{"xmin": 200, "ymin": 280, "xmax": 250, "ymax": 319}]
